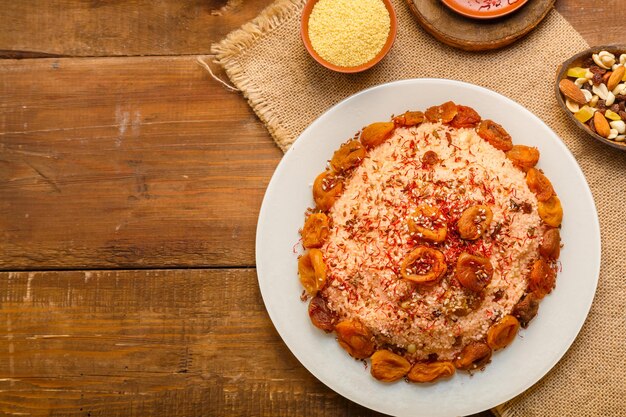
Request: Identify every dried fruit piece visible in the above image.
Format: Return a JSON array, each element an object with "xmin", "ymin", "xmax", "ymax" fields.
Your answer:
[
  {"xmin": 455, "ymin": 252, "xmax": 494, "ymax": 293},
  {"xmin": 567, "ymin": 67, "xmax": 589, "ymax": 78},
  {"xmin": 608, "ymin": 66, "xmax": 626, "ymax": 91},
  {"xmin": 487, "ymin": 315, "xmax": 520, "ymax": 350},
  {"xmin": 506, "ymin": 145, "xmax": 540, "ymax": 172},
  {"xmin": 559, "ymin": 79, "xmax": 588, "ymax": 105},
  {"xmin": 450, "ymin": 105, "xmax": 481, "ymax": 128},
  {"xmin": 421, "ymin": 150, "xmax": 439, "ymax": 168},
  {"xmin": 400, "ymin": 246, "xmax": 447, "ymax": 284},
  {"xmin": 425, "ymin": 101, "xmax": 458, "ymax": 123},
  {"xmin": 593, "ymin": 111, "xmax": 611, "ymax": 138},
  {"xmin": 538, "ymin": 195, "xmax": 563, "ymax": 227},
  {"xmin": 574, "ymin": 106, "xmax": 595, "ymax": 123},
  {"xmin": 539, "ymin": 228, "xmax": 561, "ymax": 259},
  {"xmin": 393, "ymin": 111, "xmax": 425, "ymax": 127},
  {"xmin": 606, "ymin": 109, "xmax": 622, "ymax": 121},
  {"xmin": 313, "ymin": 170, "xmax": 344, "ymax": 212},
  {"xmin": 335, "ymin": 319, "xmax": 375, "ymax": 359},
  {"xmin": 370, "ymin": 350, "xmax": 411, "ymax": 382},
  {"xmin": 512, "ymin": 292, "xmax": 540, "ymax": 328},
  {"xmin": 308, "ymin": 295, "xmax": 336, "ymax": 332},
  {"xmin": 407, "ymin": 361, "xmax": 455, "ymax": 383},
  {"xmin": 407, "ymin": 204, "xmax": 447, "ymax": 243},
  {"xmin": 454, "ymin": 341, "xmax": 492, "ymax": 370},
  {"xmin": 298, "ymin": 249, "xmax": 327, "ymax": 295},
  {"xmin": 477, "ymin": 120, "xmax": 513, "ymax": 151},
  {"xmin": 529, "ymin": 258, "xmax": 556, "ymax": 298},
  {"xmin": 526, "ymin": 168, "xmax": 554, "ymax": 202},
  {"xmin": 360, "ymin": 122, "xmax": 395, "ymax": 149},
  {"xmin": 457, "ymin": 205, "xmax": 493, "ymax": 240},
  {"xmin": 330, "ymin": 139, "xmax": 366, "ymax": 173},
  {"xmin": 301, "ymin": 213, "xmax": 330, "ymax": 249}
]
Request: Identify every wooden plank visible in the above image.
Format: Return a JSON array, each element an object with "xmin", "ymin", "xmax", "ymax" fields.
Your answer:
[
  {"xmin": 0, "ymin": 57, "xmax": 283, "ymax": 269},
  {"xmin": 0, "ymin": 269, "xmax": 393, "ymax": 417},
  {"xmin": 0, "ymin": 0, "xmax": 274, "ymax": 57},
  {"xmin": 555, "ymin": 0, "xmax": 626, "ymax": 46},
  {"xmin": 0, "ymin": 269, "xmax": 493, "ymax": 417},
  {"xmin": 0, "ymin": 0, "xmax": 622, "ymax": 58}
]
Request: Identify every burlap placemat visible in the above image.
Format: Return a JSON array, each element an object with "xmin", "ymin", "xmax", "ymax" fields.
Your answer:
[{"xmin": 212, "ymin": 1, "xmax": 626, "ymax": 415}]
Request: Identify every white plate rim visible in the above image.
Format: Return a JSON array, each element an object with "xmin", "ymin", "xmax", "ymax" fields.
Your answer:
[{"xmin": 255, "ymin": 79, "xmax": 601, "ymax": 417}]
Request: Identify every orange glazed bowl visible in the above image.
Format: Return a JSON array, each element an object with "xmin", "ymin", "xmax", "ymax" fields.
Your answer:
[{"xmin": 301, "ymin": 0, "xmax": 397, "ymax": 73}]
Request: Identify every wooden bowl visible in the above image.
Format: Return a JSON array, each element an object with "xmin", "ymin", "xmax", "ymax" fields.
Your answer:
[
  {"xmin": 301, "ymin": 0, "xmax": 397, "ymax": 73},
  {"xmin": 441, "ymin": 0, "xmax": 528, "ymax": 20},
  {"xmin": 555, "ymin": 45, "xmax": 626, "ymax": 151}
]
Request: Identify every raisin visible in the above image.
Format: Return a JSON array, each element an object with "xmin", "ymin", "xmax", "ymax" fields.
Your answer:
[{"xmin": 308, "ymin": 295, "xmax": 336, "ymax": 332}]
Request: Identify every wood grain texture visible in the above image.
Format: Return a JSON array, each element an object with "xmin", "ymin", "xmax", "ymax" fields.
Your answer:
[
  {"xmin": 0, "ymin": 56, "xmax": 283, "ymax": 270},
  {"xmin": 406, "ymin": 0, "xmax": 555, "ymax": 51},
  {"xmin": 555, "ymin": 0, "xmax": 626, "ymax": 46},
  {"xmin": 0, "ymin": 269, "xmax": 389, "ymax": 417},
  {"xmin": 0, "ymin": 0, "xmax": 274, "ymax": 57}
]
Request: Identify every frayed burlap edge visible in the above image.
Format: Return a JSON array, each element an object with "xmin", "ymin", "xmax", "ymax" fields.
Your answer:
[{"xmin": 211, "ymin": 0, "xmax": 305, "ymax": 152}]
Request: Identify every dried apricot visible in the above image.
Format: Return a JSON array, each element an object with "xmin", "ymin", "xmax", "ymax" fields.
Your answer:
[
  {"xmin": 301, "ymin": 213, "xmax": 330, "ymax": 249},
  {"xmin": 529, "ymin": 258, "xmax": 556, "ymax": 298},
  {"xmin": 308, "ymin": 295, "xmax": 335, "ymax": 333},
  {"xmin": 335, "ymin": 319, "xmax": 375, "ymax": 359},
  {"xmin": 407, "ymin": 204, "xmax": 447, "ymax": 243},
  {"xmin": 454, "ymin": 342, "xmax": 492, "ymax": 371},
  {"xmin": 455, "ymin": 252, "xmax": 493, "ymax": 293},
  {"xmin": 393, "ymin": 111, "xmax": 425, "ymax": 127},
  {"xmin": 370, "ymin": 350, "xmax": 411, "ymax": 382},
  {"xmin": 538, "ymin": 195, "xmax": 563, "ymax": 227},
  {"xmin": 330, "ymin": 139, "xmax": 366, "ymax": 173},
  {"xmin": 450, "ymin": 105, "xmax": 481, "ymax": 128},
  {"xmin": 425, "ymin": 101, "xmax": 458, "ymax": 123},
  {"xmin": 360, "ymin": 122, "xmax": 395, "ymax": 149},
  {"xmin": 506, "ymin": 145, "xmax": 540, "ymax": 172},
  {"xmin": 407, "ymin": 361, "xmax": 455, "ymax": 383},
  {"xmin": 526, "ymin": 168, "xmax": 554, "ymax": 202},
  {"xmin": 487, "ymin": 315, "xmax": 520, "ymax": 350},
  {"xmin": 298, "ymin": 249, "xmax": 327, "ymax": 295},
  {"xmin": 400, "ymin": 246, "xmax": 447, "ymax": 284},
  {"xmin": 313, "ymin": 170, "xmax": 343, "ymax": 212},
  {"xmin": 477, "ymin": 120, "xmax": 513, "ymax": 151},
  {"xmin": 539, "ymin": 228, "xmax": 561, "ymax": 259},
  {"xmin": 512, "ymin": 292, "xmax": 540, "ymax": 328},
  {"xmin": 457, "ymin": 205, "xmax": 493, "ymax": 240}
]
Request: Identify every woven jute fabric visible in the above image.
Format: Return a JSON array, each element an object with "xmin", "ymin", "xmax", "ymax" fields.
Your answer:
[{"xmin": 212, "ymin": 1, "xmax": 626, "ymax": 415}]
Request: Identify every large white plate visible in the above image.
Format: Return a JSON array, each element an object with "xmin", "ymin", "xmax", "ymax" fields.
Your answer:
[{"xmin": 255, "ymin": 79, "xmax": 600, "ymax": 417}]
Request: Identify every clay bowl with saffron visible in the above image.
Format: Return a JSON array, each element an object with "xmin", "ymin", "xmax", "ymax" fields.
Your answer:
[
  {"xmin": 301, "ymin": 0, "xmax": 397, "ymax": 73},
  {"xmin": 555, "ymin": 45, "xmax": 626, "ymax": 151}
]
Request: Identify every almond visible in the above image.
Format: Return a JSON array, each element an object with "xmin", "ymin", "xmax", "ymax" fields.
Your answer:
[
  {"xmin": 559, "ymin": 79, "xmax": 587, "ymax": 105},
  {"xmin": 593, "ymin": 111, "xmax": 611, "ymax": 138},
  {"xmin": 607, "ymin": 66, "xmax": 626, "ymax": 91}
]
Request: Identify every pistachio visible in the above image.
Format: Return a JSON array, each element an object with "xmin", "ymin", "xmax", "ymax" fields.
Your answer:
[{"xmin": 593, "ymin": 51, "xmax": 616, "ymax": 70}]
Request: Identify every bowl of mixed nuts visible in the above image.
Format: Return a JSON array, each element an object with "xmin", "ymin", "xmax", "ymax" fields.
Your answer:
[{"xmin": 556, "ymin": 45, "xmax": 626, "ymax": 150}]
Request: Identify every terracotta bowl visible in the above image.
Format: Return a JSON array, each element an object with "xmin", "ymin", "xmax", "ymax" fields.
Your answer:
[
  {"xmin": 301, "ymin": 0, "xmax": 397, "ymax": 73},
  {"xmin": 441, "ymin": 0, "xmax": 529, "ymax": 20},
  {"xmin": 555, "ymin": 44, "xmax": 626, "ymax": 151}
]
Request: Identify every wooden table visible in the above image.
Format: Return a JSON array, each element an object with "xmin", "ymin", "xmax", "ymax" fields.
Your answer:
[{"xmin": 0, "ymin": 1, "xmax": 623, "ymax": 416}]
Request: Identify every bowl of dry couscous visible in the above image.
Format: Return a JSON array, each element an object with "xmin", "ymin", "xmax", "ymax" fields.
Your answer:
[{"xmin": 301, "ymin": 0, "xmax": 397, "ymax": 73}]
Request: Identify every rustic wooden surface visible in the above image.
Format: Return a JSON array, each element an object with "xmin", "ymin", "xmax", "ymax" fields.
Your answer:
[
  {"xmin": 406, "ymin": 0, "xmax": 556, "ymax": 51},
  {"xmin": 0, "ymin": 0, "xmax": 624, "ymax": 416}
]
